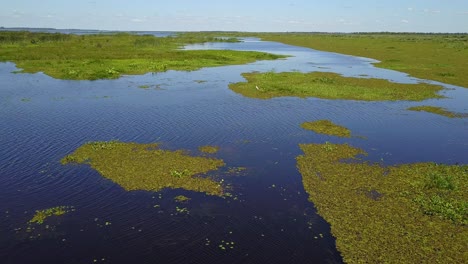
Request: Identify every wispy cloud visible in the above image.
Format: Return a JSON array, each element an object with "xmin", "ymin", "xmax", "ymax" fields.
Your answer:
[
  {"xmin": 407, "ymin": 7, "xmax": 413, "ymax": 12},
  {"xmin": 131, "ymin": 18, "xmax": 143, "ymax": 23},
  {"xmin": 424, "ymin": 9, "xmax": 441, "ymax": 14},
  {"xmin": 401, "ymin": 19, "xmax": 409, "ymax": 23}
]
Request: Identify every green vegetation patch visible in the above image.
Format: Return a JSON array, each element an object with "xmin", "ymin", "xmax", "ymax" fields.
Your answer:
[
  {"xmin": 296, "ymin": 143, "xmax": 467, "ymax": 263},
  {"xmin": 301, "ymin": 120, "xmax": 351, "ymax": 137},
  {"xmin": 29, "ymin": 206, "xmax": 74, "ymax": 224},
  {"xmin": 0, "ymin": 31, "xmax": 284, "ymax": 80},
  {"xmin": 259, "ymin": 33, "xmax": 468, "ymax": 88},
  {"xmin": 229, "ymin": 71, "xmax": 443, "ymax": 101},
  {"xmin": 174, "ymin": 195, "xmax": 191, "ymax": 203},
  {"xmin": 408, "ymin": 105, "xmax": 466, "ymax": 118},
  {"xmin": 61, "ymin": 141, "xmax": 226, "ymax": 196},
  {"xmin": 198, "ymin": 145, "xmax": 220, "ymax": 154}
]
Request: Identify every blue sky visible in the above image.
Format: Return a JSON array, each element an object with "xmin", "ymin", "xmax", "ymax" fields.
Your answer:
[{"xmin": 1, "ymin": 0, "xmax": 467, "ymax": 32}]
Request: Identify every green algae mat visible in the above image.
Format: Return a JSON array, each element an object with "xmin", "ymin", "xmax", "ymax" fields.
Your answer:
[
  {"xmin": 229, "ymin": 71, "xmax": 443, "ymax": 101},
  {"xmin": 296, "ymin": 143, "xmax": 467, "ymax": 263},
  {"xmin": 61, "ymin": 141, "xmax": 226, "ymax": 196}
]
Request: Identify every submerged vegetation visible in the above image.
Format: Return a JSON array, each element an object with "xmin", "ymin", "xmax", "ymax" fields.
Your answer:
[
  {"xmin": 198, "ymin": 145, "xmax": 220, "ymax": 154},
  {"xmin": 0, "ymin": 31, "xmax": 284, "ymax": 80},
  {"xmin": 29, "ymin": 206, "xmax": 74, "ymax": 224},
  {"xmin": 408, "ymin": 105, "xmax": 466, "ymax": 118},
  {"xmin": 259, "ymin": 33, "xmax": 468, "ymax": 88},
  {"xmin": 229, "ymin": 71, "xmax": 443, "ymax": 101},
  {"xmin": 301, "ymin": 120, "xmax": 351, "ymax": 138},
  {"xmin": 61, "ymin": 141, "xmax": 226, "ymax": 196},
  {"xmin": 296, "ymin": 143, "xmax": 467, "ymax": 263}
]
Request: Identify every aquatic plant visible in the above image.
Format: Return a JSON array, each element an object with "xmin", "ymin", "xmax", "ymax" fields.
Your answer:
[
  {"xmin": 61, "ymin": 141, "xmax": 226, "ymax": 196},
  {"xmin": 301, "ymin": 120, "xmax": 351, "ymax": 137},
  {"xmin": 29, "ymin": 206, "xmax": 74, "ymax": 224},
  {"xmin": 259, "ymin": 33, "xmax": 468, "ymax": 88},
  {"xmin": 174, "ymin": 195, "xmax": 191, "ymax": 203},
  {"xmin": 229, "ymin": 71, "xmax": 443, "ymax": 101},
  {"xmin": 0, "ymin": 31, "xmax": 285, "ymax": 80},
  {"xmin": 408, "ymin": 105, "xmax": 465, "ymax": 118},
  {"xmin": 296, "ymin": 143, "xmax": 467, "ymax": 263},
  {"xmin": 198, "ymin": 145, "xmax": 220, "ymax": 154}
]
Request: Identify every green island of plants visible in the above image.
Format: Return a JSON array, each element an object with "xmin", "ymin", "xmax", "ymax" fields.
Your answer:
[
  {"xmin": 198, "ymin": 145, "xmax": 220, "ymax": 154},
  {"xmin": 174, "ymin": 195, "xmax": 191, "ymax": 203},
  {"xmin": 29, "ymin": 206, "xmax": 74, "ymax": 224},
  {"xmin": 301, "ymin": 120, "xmax": 351, "ymax": 137},
  {"xmin": 259, "ymin": 33, "xmax": 468, "ymax": 88},
  {"xmin": 0, "ymin": 31, "xmax": 284, "ymax": 80},
  {"xmin": 229, "ymin": 71, "xmax": 444, "ymax": 101},
  {"xmin": 296, "ymin": 143, "xmax": 467, "ymax": 263},
  {"xmin": 61, "ymin": 141, "xmax": 226, "ymax": 196},
  {"xmin": 408, "ymin": 105, "xmax": 466, "ymax": 118}
]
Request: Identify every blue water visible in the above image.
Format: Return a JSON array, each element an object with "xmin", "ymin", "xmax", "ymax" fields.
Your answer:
[{"xmin": 0, "ymin": 33, "xmax": 467, "ymax": 264}]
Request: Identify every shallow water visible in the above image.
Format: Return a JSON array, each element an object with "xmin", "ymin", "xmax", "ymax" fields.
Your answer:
[{"xmin": 0, "ymin": 35, "xmax": 467, "ymax": 264}]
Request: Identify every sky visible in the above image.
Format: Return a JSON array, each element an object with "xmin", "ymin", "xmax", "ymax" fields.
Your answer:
[{"xmin": 1, "ymin": 0, "xmax": 467, "ymax": 33}]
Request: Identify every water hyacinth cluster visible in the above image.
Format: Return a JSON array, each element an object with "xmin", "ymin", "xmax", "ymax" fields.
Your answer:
[{"xmin": 61, "ymin": 141, "xmax": 226, "ymax": 196}]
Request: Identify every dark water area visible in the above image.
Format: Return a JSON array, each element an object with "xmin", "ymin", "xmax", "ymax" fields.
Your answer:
[{"xmin": 0, "ymin": 33, "xmax": 467, "ymax": 264}]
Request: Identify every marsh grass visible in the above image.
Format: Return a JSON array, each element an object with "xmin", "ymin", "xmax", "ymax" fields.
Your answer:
[
  {"xmin": 408, "ymin": 105, "xmax": 465, "ymax": 118},
  {"xmin": 29, "ymin": 206, "xmax": 74, "ymax": 224},
  {"xmin": 61, "ymin": 141, "xmax": 226, "ymax": 196},
  {"xmin": 259, "ymin": 33, "xmax": 468, "ymax": 88},
  {"xmin": 229, "ymin": 71, "xmax": 443, "ymax": 101},
  {"xmin": 301, "ymin": 120, "xmax": 351, "ymax": 137},
  {"xmin": 297, "ymin": 143, "xmax": 467, "ymax": 263},
  {"xmin": 0, "ymin": 31, "xmax": 284, "ymax": 80}
]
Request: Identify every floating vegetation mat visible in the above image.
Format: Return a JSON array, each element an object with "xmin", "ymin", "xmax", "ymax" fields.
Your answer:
[
  {"xmin": 61, "ymin": 141, "xmax": 226, "ymax": 196},
  {"xmin": 29, "ymin": 206, "xmax": 74, "ymax": 225},
  {"xmin": 408, "ymin": 105, "xmax": 466, "ymax": 118},
  {"xmin": 229, "ymin": 71, "xmax": 444, "ymax": 101},
  {"xmin": 296, "ymin": 143, "xmax": 467, "ymax": 263},
  {"xmin": 198, "ymin": 145, "xmax": 220, "ymax": 154},
  {"xmin": 301, "ymin": 120, "xmax": 351, "ymax": 138},
  {"xmin": 259, "ymin": 33, "xmax": 468, "ymax": 88},
  {"xmin": 0, "ymin": 31, "xmax": 285, "ymax": 80}
]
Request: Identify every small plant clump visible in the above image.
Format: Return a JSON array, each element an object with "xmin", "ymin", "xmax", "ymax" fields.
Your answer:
[
  {"xmin": 229, "ymin": 71, "xmax": 444, "ymax": 101},
  {"xmin": 61, "ymin": 141, "xmax": 226, "ymax": 196},
  {"xmin": 301, "ymin": 120, "xmax": 351, "ymax": 137},
  {"xmin": 29, "ymin": 206, "xmax": 74, "ymax": 224},
  {"xmin": 408, "ymin": 105, "xmax": 466, "ymax": 118},
  {"xmin": 296, "ymin": 143, "xmax": 467, "ymax": 263},
  {"xmin": 198, "ymin": 145, "xmax": 220, "ymax": 154},
  {"xmin": 174, "ymin": 195, "xmax": 191, "ymax": 203}
]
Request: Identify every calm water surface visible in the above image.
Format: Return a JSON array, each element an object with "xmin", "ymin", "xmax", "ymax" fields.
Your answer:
[{"xmin": 0, "ymin": 35, "xmax": 467, "ymax": 264}]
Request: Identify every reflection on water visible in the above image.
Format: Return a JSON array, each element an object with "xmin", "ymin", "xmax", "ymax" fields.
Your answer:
[{"xmin": 0, "ymin": 34, "xmax": 466, "ymax": 264}]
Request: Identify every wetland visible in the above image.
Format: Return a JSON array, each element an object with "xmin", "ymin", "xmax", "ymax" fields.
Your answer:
[{"xmin": 0, "ymin": 30, "xmax": 467, "ymax": 264}]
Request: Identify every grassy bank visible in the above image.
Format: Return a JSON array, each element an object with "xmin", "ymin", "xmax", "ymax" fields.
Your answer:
[
  {"xmin": 296, "ymin": 143, "xmax": 467, "ymax": 263},
  {"xmin": 61, "ymin": 141, "xmax": 226, "ymax": 196},
  {"xmin": 259, "ymin": 33, "xmax": 468, "ymax": 88},
  {"xmin": 408, "ymin": 105, "xmax": 466, "ymax": 118},
  {"xmin": 0, "ymin": 31, "xmax": 284, "ymax": 80},
  {"xmin": 301, "ymin": 120, "xmax": 351, "ymax": 137},
  {"xmin": 229, "ymin": 71, "xmax": 443, "ymax": 101}
]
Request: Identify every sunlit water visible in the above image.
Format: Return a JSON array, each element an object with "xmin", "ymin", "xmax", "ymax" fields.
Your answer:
[{"xmin": 0, "ymin": 34, "xmax": 467, "ymax": 264}]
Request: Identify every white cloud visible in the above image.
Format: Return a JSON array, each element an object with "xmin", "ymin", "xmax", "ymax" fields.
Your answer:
[
  {"xmin": 131, "ymin": 18, "xmax": 143, "ymax": 23},
  {"xmin": 408, "ymin": 7, "xmax": 413, "ymax": 12},
  {"xmin": 401, "ymin": 19, "xmax": 409, "ymax": 23}
]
